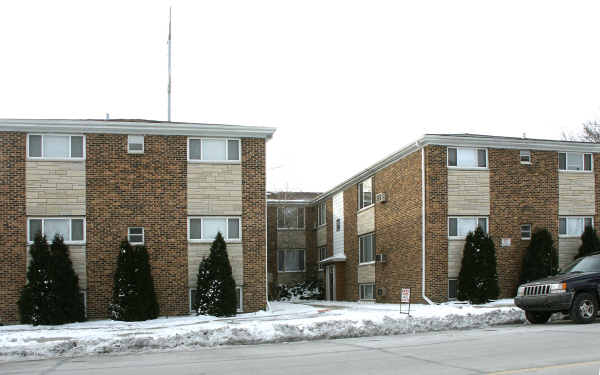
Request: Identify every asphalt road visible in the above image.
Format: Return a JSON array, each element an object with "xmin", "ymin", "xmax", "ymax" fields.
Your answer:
[{"xmin": 2, "ymin": 320, "xmax": 600, "ymax": 375}]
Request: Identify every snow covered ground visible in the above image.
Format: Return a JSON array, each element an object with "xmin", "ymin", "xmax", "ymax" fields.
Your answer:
[{"xmin": 0, "ymin": 300, "xmax": 524, "ymax": 362}]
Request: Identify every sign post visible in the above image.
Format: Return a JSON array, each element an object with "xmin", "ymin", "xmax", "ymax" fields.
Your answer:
[{"xmin": 400, "ymin": 288, "xmax": 411, "ymax": 315}]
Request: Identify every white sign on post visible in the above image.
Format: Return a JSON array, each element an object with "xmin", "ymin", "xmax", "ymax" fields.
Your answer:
[{"xmin": 401, "ymin": 288, "xmax": 411, "ymax": 303}]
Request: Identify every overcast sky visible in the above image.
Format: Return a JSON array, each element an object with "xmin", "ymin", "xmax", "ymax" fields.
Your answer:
[{"xmin": 2, "ymin": 1, "xmax": 600, "ymax": 192}]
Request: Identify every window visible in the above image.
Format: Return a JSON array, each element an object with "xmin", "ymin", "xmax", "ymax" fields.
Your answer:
[
  {"xmin": 27, "ymin": 134, "xmax": 85, "ymax": 160},
  {"xmin": 359, "ymin": 233, "xmax": 375, "ymax": 264},
  {"xmin": 559, "ymin": 217, "xmax": 593, "ymax": 237},
  {"xmin": 277, "ymin": 207, "xmax": 305, "ymax": 229},
  {"xmin": 188, "ymin": 217, "xmax": 241, "ymax": 241},
  {"xmin": 236, "ymin": 286, "xmax": 243, "ymax": 312},
  {"xmin": 558, "ymin": 152, "xmax": 592, "ymax": 171},
  {"xmin": 520, "ymin": 150, "xmax": 531, "ymax": 164},
  {"xmin": 521, "ymin": 224, "xmax": 532, "ymax": 240},
  {"xmin": 188, "ymin": 138, "xmax": 240, "ymax": 162},
  {"xmin": 277, "ymin": 249, "xmax": 305, "ymax": 272},
  {"xmin": 318, "ymin": 202, "xmax": 326, "ymax": 226},
  {"xmin": 358, "ymin": 178, "xmax": 373, "ymax": 209},
  {"xmin": 336, "ymin": 218, "xmax": 341, "ymax": 232},
  {"xmin": 318, "ymin": 246, "xmax": 327, "ymax": 270},
  {"xmin": 448, "ymin": 217, "xmax": 488, "ymax": 238},
  {"xmin": 27, "ymin": 217, "xmax": 85, "ymax": 244},
  {"xmin": 128, "ymin": 227, "xmax": 144, "ymax": 244},
  {"xmin": 359, "ymin": 284, "xmax": 375, "ymax": 300},
  {"xmin": 80, "ymin": 291, "xmax": 87, "ymax": 318},
  {"xmin": 128, "ymin": 135, "xmax": 144, "ymax": 153},
  {"xmin": 447, "ymin": 147, "xmax": 487, "ymax": 168},
  {"xmin": 190, "ymin": 288, "xmax": 198, "ymax": 312},
  {"xmin": 448, "ymin": 279, "xmax": 458, "ymax": 300}
]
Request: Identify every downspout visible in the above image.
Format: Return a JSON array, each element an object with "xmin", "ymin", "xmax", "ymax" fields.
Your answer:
[
  {"xmin": 265, "ymin": 145, "xmax": 272, "ymax": 312},
  {"xmin": 420, "ymin": 142, "xmax": 434, "ymax": 305}
]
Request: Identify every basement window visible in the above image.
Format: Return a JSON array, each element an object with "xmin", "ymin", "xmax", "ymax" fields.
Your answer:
[
  {"xmin": 128, "ymin": 227, "xmax": 144, "ymax": 245},
  {"xmin": 128, "ymin": 135, "xmax": 144, "ymax": 153}
]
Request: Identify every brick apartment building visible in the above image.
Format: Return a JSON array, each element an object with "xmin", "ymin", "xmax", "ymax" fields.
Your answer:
[
  {"xmin": 0, "ymin": 119, "xmax": 275, "ymax": 323},
  {"xmin": 267, "ymin": 134, "xmax": 600, "ymax": 304}
]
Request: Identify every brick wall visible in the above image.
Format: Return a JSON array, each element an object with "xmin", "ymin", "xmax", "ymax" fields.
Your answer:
[
  {"xmin": 241, "ymin": 138, "xmax": 267, "ymax": 312},
  {"xmin": 86, "ymin": 134, "xmax": 188, "ymax": 318},
  {"xmin": 489, "ymin": 149, "xmax": 558, "ymax": 297},
  {"xmin": 343, "ymin": 186, "xmax": 359, "ymax": 301},
  {"xmin": 0, "ymin": 132, "xmax": 26, "ymax": 323},
  {"xmin": 424, "ymin": 145, "xmax": 448, "ymax": 302},
  {"xmin": 374, "ymin": 150, "xmax": 422, "ymax": 303}
]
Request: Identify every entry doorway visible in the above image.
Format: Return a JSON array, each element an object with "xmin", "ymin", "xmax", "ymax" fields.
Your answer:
[{"xmin": 325, "ymin": 265, "xmax": 336, "ymax": 301}]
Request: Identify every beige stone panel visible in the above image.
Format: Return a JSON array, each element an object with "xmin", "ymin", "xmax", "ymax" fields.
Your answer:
[
  {"xmin": 558, "ymin": 238, "xmax": 581, "ymax": 270},
  {"xmin": 558, "ymin": 172, "xmax": 595, "ymax": 216},
  {"xmin": 26, "ymin": 245, "xmax": 87, "ymax": 289},
  {"xmin": 188, "ymin": 243, "xmax": 243, "ymax": 286},
  {"xmin": 358, "ymin": 263, "xmax": 375, "ymax": 283},
  {"xmin": 187, "ymin": 164, "xmax": 242, "ymax": 215},
  {"xmin": 448, "ymin": 240, "xmax": 466, "ymax": 278},
  {"xmin": 447, "ymin": 169, "xmax": 490, "ymax": 216},
  {"xmin": 26, "ymin": 161, "xmax": 86, "ymax": 216},
  {"xmin": 317, "ymin": 226, "xmax": 327, "ymax": 246},
  {"xmin": 277, "ymin": 231, "xmax": 306, "ymax": 249},
  {"xmin": 357, "ymin": 206, "xmax": 375, "ymax": 235},
  {"xmin": 277, "ymin": 272, "xmax": 306, "ymax": 285}
]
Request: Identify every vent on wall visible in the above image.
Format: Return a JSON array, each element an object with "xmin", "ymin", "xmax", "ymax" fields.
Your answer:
[
  {"xmin": 377, "ymin": 287, "xmax": 386, "ymax": 297},
  {"xmin": 376, "ymin": 192, "xmax": 387, "ymax": 203}
]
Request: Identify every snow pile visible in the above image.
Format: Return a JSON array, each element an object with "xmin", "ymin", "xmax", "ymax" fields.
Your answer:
[
  {"xmin": 0, "ymin": 301, "xmax": 524, "ymax": 362},
  {"xmin": 277, "ymin": 280, "xmax": 323, "ymax": 301}
]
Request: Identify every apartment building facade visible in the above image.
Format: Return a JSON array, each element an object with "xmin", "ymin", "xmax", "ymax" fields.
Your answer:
[
  {"xmin": 268, "ymin": 134, "xmax": 600, "ymax": 304},
  {"xmin": 0, "ymin": 119, "xmax": 275, "ymax": 323}
]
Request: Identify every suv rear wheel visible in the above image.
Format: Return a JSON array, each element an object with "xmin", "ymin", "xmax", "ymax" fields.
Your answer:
[
  {"xmin": 570, "ymin": 292, "xmax": 597, "ymax": 324},
  {"xmin": 525, "ymin": 311, "xmax": 551, "ymax": 324}
]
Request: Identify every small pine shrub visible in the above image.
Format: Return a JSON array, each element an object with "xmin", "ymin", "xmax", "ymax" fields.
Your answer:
[
  {"xmin": 457, "ymin": 227, "xmax": 500, "ymax": 304},
  {"xmin": 194, "ymin": 232, "xmax": 237, "ymax": 317},
  {"xmin": 18, "ymin": 233, "xmax": 51, "ymax": 324},
  {"xmin": 576, "ymin": 225, "xmax": 600, "ymax": 259},
  {"xmin": 520, "ymin": 228, "xmax": 558, "ymax": 285}
]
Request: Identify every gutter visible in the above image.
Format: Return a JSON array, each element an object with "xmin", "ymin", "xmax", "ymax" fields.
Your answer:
[{"xmin": 420, "ymin": 142, "xmax": 434, "ymax": 305}]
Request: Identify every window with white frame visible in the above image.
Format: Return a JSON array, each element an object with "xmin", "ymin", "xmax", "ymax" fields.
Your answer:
[
  {"xmin": 359, "ymin": 233, "xmax": 375, "ymax": 264},
  {"xmin": 447, "ymin": 147, "xmax": 487, "ymax": 168},
  {"xmin": 318, "ymin": 246, "xmax": 327, "ymax": 270},
  {"xmin": 317, "ymin": 202, "xmax": 326, "ymax": 226},
  {"xmin": 236, "ymin": 287, "xmax": 243, "ymax": 312},
  {"xmin": 277, "ymin": 206, "xmax": 305, "ymax": 229},
  {"xmin": 448, "ymin": 279, "xmax": 458, "ymax": 300},
  {"xmin": 28, "ymin": 217, "xmax": 85, "ymax": 244},
  {"xmin": 358, "ymin": 177, "xmax": 373, "ymax": 209},
  {"xmin": 278, "ymin": 249, "xmax": 305, "ymax": 272},
  {"xmin": 128, "ymin": 135, "xmax": 144, "ymax": 153},
  {"xmin": 448, "ymin": 217, "xmax": 488, "ymax": 238},
  {"xmin": 520, "ymin": 150, "xmax": 531, "ymax": 164},
  {"xmin": 558, "ymin": 152, "xmax": 592, "ymax": 171},
  {"xmin": 359, "ymin": 284, "xmax": 375, "ymax": 300},
  {"xmin": 559, "ymin": 217, "xmax": 593, "ymax": 237},
  {"xmin": 188, "ymin": 217, "xmax": 241, "ymax": 241},
  {"xmin": 28, "ymin": 134, "xmax": 85, "ymax": 160},
  {"xmin": 521, "ymin": 224, "xmax": 532, "ymax": 240},
  {"xmin": 128, "ymin": 227, "xmax": 144, "ymax": 244},
  {"xmin": 188, "ymin": 138, "xmax": 240, "ymax": 162}
]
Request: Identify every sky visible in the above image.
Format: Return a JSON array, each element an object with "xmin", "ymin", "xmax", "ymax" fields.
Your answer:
[{"xmin": 1, "ymin": 0, "xmax": 600, "ymax": 192}]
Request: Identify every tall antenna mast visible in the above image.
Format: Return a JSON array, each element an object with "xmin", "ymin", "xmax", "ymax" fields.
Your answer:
[{"xmin": 167, "ymin": 6, "xmax": 172, "ymax": 122}]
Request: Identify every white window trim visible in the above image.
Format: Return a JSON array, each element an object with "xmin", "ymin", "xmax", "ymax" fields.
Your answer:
[
  {"xmin": 357, "ymin": 203, "xmax": 375, "ymax": 213},
  {"xmin": 187, "ymin": 216, "xmax": 242, "ymax": 243},
  {"xmin": 520, "ymin": 150, "xmax": 531, "ymax": 165},
  {"xmin": 128, "ymin": 227, "xmax": 145, "ymax": 245},
  {"xmin": 127, "ymin": 135, "xmax": 144, "ymax": 154},
  {"xmin": 27, "ymin": 134, "xmax": 86, "ymax": 161},
  {"xmin": 558, "ymin": 152, "xmax": 593, "ymax": 173},
  {"xmin": 317, "ymin": 202, "xmax": 327, "ymax": 227},
  {"xmin": 359, "ymin": 283, "xmax": 376, "ymax": 301},
  {"xmin": 357, "ymin": 177, "xmax": 374, "ymax": 210},
  {"xmin": 521, "ymin": 224, "xmax": 532, "ymax": 240},
  {"xmin": 276, "ymin": 206, "xmax": 305, "ymax": 230},
  {"xmin": 27, "ymin": 217, "xmax": 86, "ymax": 245},
  {"xmin": 359, "ymin": 233, "xmax": 375, "ymax": 265},
  {"xmin": 187, "ymin": 137, "xmax": 241, "ymax": 163},
  {"xmin": 559, "ymin": 216, "xmax": 594, "ymax": 238},
  {"xmin": 447, "ymin": 147, "xmax": 488, "ymax": 170},
  {"xmin": 448, "ymin": 216, "xmax": 489, "ymax": 240},
  {"xmin": 277, "ymin": 248, "xmax": 306, "ymax": 273}
]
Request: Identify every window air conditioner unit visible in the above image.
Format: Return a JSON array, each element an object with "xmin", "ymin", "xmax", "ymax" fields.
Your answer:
[
  {"xmin": 376, "ymin": 253, "xmax": 386, "ymax": 263},
  {"xmin": 376, "ymin": 192, "xmax": 387, "ymax": 203},
  {"xmin": 377, "ymin": 287, "xmax": 386, "ymax": 297}
]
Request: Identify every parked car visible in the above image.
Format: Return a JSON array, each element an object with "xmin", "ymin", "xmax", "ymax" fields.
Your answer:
[{"xmin": 514, "ymin": 253, "xmax": 600, "ymax": 324}]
